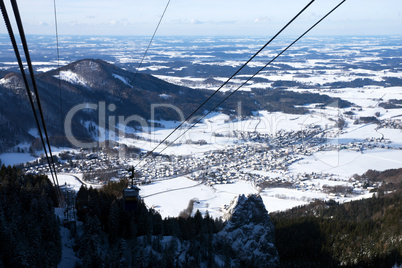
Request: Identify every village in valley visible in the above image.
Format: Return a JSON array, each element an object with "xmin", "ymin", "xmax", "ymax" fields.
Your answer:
[{"xmin": 20, "ymin": 101, "xmax": 402, "ymax": 217}]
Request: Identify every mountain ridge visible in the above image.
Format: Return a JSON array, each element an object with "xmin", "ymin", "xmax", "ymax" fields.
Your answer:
[
  {"xmin": 0, "ymin": 58, "xmax": 352, "ymax": 152},
  {"xmin": 0, "ymin": 59, "xmax": 227, "ymax": 151}
]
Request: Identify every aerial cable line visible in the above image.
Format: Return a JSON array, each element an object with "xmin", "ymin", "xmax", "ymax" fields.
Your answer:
[
  {"xmin": 134, "ymin": 0, "xmax": 315, "ymax": 169},
  {"xmin": 53, "ymin": 0, "xmax": 64, "ymax": 148},
  {"xmin": 0, "ymin": 1, "xmax": 57, "ymax": 188},
  {"xmin": 0, "ymin": 0, "xmax": 57, "ymax": 187},
  {"xmin": 9, "ymin": 0, "xmax": 62, "ymax": 201},
  {"xmin": 9, "ymin": 0, "xmax": 61, "ymax": 197},
  {"xmin": 0, "ymin": 0, "xmax": 63, "ymax": 206},
  {"xmin": 153, "ymin": 0, "xmax": 347, "ymax": 158},
  {"xmin": 10, "ymin": 0, "xmax": 63, "ymax": 206},
  {"xmin": 133, "ymin": 0, "xmax": 171, "ymax": 83}
]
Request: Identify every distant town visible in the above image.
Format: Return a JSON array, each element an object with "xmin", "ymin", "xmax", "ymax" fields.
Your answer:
[{"xmin": 21, "ymin": 116, "xmax": 402, "ymax": 199}]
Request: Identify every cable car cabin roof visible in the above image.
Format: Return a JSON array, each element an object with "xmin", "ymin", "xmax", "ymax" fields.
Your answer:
[
  {"xmin": 124, "ymin": 187, "xmax": 140, "ymax": 198},
  {"xmin": 127, "ymin": 185, "xmax": 140, "ymax": 191}
]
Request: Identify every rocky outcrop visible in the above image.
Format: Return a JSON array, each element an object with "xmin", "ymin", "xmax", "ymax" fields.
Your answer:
[{"xmin": 219, "ymin": 194, "xmax": 280, "ymax": 267}]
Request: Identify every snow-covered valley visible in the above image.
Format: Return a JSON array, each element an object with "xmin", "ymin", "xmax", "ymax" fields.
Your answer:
[{"xmin": 1, "ymin": 35, "xmax": 401, "ymax": 219}]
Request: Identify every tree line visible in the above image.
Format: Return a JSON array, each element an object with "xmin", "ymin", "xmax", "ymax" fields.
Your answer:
[
  {"xmin": 74, "ymin": 181, "xmax": 227, "ymax": 267},
  {"xmin": 271, "ymin": 168, "xmax": 402, "ymax": 267},
  {"xmin": 0, "ymin": 166, "xmax": 61, "ymax": 267}
]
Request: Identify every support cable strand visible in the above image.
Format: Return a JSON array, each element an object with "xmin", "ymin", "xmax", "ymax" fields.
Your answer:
[
  {"xmin": 0, "ymin": 0, "xmax": 58, "ymax": 189},
  {"xmin": 135, "ymin": 0, "xmax": 315, "ymax": 168},
  {"xmin": 53, "ymin": 0, "xmax": 64, "ymax": 148},
  {"xmin": 155, "ymin": 0, "xmax": 347, "ymax": 158},
  {"xmin": 10, "ymin": 0, "xmax": 63, "ymax": 206},
  {"xmin": 133, "ymin": 0, "xmax": 171, "ymax": 83}
]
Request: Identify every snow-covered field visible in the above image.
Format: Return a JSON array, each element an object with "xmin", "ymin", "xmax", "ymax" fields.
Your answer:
[
  {"xmin": 141, "ymin": 177, "xmax": 261, "ymax": 218},
  {"xmin": 290, "ymin": 148, "xmax": 402, "ymax": 178},
  {"xmin": 135, "ymin": 86, "xmax": 402, "ymax": 218},
  {"xmin": 57, "ymin": 174, "xmax": 84, "ymax": 192},
  {"xmin": 139, "ymin": 175, "xmax": 380, "ymax": 219},
  {"xmin": 0, "ymin": 146, "xmax": 78, "ymax": 167},
  {"xmin": 0, "ymin": 152, "xmax": 37, "ymax": 166}
]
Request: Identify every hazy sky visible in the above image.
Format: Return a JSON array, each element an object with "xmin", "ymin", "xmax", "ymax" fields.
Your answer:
[{"xmin": 0, "ymin": 0, "xmax": 401, "ymax": 36}]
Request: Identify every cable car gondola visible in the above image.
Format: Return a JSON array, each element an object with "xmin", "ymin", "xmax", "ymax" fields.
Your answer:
[{"xmin": 124, "ymin": 167, "xmax": 140, "ymax": 211}]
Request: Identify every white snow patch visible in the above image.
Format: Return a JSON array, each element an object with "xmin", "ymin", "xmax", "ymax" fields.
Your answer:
[
  {"xmin": 56, "ymin": 70, "xmax": 89, "ymax": 88},
  {"xmin": 28, "ymin": 128, "xmax": 40, "ymax": 138},
  {"xmin": 55, "ymin": 208, "xmax": 80, "ymax": 268},
  {"xmin": 0, "ymin": 153, "xmax": 37, "ymax": 166},
  {"xmin": 112, "ymin": 73, "xmax": 133, "ymax": 88},
  {"xmin": 159, "ymin": 94, "xmax": 172, "ymax": 100},
  {"xmin": 57, "ymin": 174, "xmax": 83, "ymax": 192}
]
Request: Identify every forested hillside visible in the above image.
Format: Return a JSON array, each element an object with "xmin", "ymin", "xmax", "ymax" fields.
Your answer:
[
  {"xmin": 271, "ymin": 168, "xmax": 402, "ymax": 267},
  {"xmin": 1, "ymin": 164, "xmax": 401, "ymax": 267},
  {"xmin": 74, "ymin": 183, "xmax": 279, "ymax": 267},
  {"xmin": 0, "ymin": 166, "xmax": 61, "ymax": 267}
]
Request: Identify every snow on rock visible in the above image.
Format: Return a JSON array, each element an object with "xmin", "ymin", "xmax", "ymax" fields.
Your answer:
[
  {"xmin": 219, "ymin": 194, "xmax": 280, "ymax": 267},
  {"xmin": 159, "ymin": 93, "xmax": 172, "ymax": 100},
  {"xmin": 0, "ymin": 73, "xmax": 25, "ymax": 93}
]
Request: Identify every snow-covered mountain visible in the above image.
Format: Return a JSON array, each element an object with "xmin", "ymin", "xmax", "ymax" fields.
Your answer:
[
  {"xmin": 0, "ymin": 59, "xmax": 230, "ymax": 151},
  {"xmin": 0, "ymin": 58, "xmax": 351, "ymax": 153}
]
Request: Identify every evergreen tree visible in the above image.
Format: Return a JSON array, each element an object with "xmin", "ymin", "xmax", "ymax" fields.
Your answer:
[
  {"xmin": 79, "ymin": 215, "xmax": 103, "ymax": 267},
  {"xmin": 0, "ymin": 166, "xmax": 61, "ymax": 267},
  {"xmin": 108, "ymin": 200, "xmax": 121, "ymax": 244}
]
